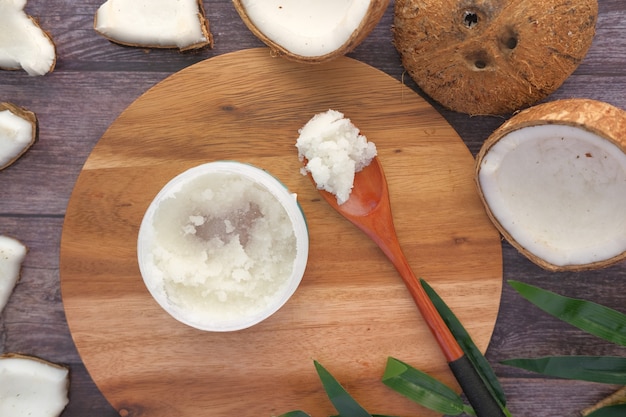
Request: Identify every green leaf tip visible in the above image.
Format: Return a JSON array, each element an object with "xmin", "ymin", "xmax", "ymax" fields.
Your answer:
[
  {"xmin": 586, "ymin": 404, "xmax": 626, "ymax": 417},
  {"xmin": 276, "ymin": 411, "xmax": 312, "ymax": 417},
  {"xmin": 502, "ymin": 355, "xmax": 626, "ymax": 385},
  {"xmin": 420, "ymin": 278, "xmax": 507, "ymax": 408},
  {"xmin": 314, "ymin": 360, "xmax": 372, "ymax": 417},
  {"xmin": 509, "ymin": 280, "xmax": 626, "ymax": 346},
  {"xmin": 382, "ymin": 357, "xmax": 474, "ymax": 416}
]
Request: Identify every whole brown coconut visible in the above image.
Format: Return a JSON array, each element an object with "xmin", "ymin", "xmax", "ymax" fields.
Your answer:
[{"xmin": 393, "ymin": 0, "xmax": 598, "ymax": 115}]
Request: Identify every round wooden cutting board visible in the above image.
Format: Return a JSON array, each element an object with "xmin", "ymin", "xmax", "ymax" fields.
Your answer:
[{"xmin": 60, "ymin": 48, "xmax": 503, "ymax": 417}]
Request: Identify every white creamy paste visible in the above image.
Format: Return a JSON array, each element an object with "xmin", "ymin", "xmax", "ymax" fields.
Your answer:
[
  {"xmin": 146, "ymin": 172, "xmax": 297, "ymax": 325},
  {"xmin": 296, "ymin": 109, "xmax": 377, "ymax": 205}
]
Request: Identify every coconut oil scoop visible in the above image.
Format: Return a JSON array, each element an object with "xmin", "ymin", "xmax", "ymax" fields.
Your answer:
[{"xmin": 308, "ymin": 155, "xmax": 506, "ymax": 417}]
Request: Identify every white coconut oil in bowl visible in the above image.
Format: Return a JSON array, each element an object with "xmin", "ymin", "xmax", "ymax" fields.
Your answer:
[{"xmin": 137, "ymin": 161, "xmax": 309, "ymax": 331}]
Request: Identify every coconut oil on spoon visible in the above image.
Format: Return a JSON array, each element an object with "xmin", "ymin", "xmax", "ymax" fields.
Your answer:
[{"xmin": 297, "ymin": 110, "xmax": 506, "ymax": 417}]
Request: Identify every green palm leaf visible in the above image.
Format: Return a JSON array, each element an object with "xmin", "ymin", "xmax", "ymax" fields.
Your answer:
[
  {"xmin": 382, "ymin": 357, "xmax": 475, "ymax": 415},
  {"xmin": 278, "ymin": 412, "xmax": 311, "ymax": 417},
  {"xmin": 586, "ymin": 404, "xmax": 626, "ymax": 417},
  {"xmin": 509, "ymin": 280, "xmax": 626, "ymax": 346},
  {"xmin": 421, "ymin": 278, "xmax": 507, "ymax": 407},
  {"xmin": 502, "ymin": 356, "xmax": 626, "ymax": 384},
  {"xmin": 314, "ymin": 360, "xmax": 373, "ymax": 417}
]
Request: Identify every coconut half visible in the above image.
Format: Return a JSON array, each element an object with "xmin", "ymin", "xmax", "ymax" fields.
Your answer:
[
  {"xmin": 233, "ymin": 0, "xmax": 389, "ymax": 63},
  {"xmin": 94, "ymin": 0, "xmax": 213, "ymax": 51},
  {"xmin": 0, "ymin": 0, "xmax": 56, "ymax": 76},
  {"xmin": 476, "ymin": 99, "xmax": 626, "ymax": 271},
  {"xmin": 0, "ymin": 235, "xmax": 27, "ymax": 313},
  {"xmin": 0, "ymin": 102, "xmax": 38, "ymax": 170},
  {"xmin": 393, "ymin": 0, "xmax": 598, "ymax": 115},
  {"xmin": 0, "ymin": 353, "xmax": 69, "ymax": 417}
]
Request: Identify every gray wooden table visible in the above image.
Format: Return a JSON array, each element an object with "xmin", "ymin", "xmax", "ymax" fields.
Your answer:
[{"xmin": 1, "ymin": 1, "xmax": 625, "ymax": 416}]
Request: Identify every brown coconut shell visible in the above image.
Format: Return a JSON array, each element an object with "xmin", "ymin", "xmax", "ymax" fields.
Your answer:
[
  {"xmin": 232, "ymin": 0, "xmax": 390, "ymax": 63},
  {"xmin": 0, "ymin": 102, "xmax": 38, "ymax": 170},
  {"xmin": 475, "ymin": 98, "xmax": 626, "ymax": 271},
  {"xmin": 393, "ymin": 0, "xmax": 598, "ymax": 115},
  {"xmin": 94, "ymin": 0, "xmax": 213, "ymax": 51}
]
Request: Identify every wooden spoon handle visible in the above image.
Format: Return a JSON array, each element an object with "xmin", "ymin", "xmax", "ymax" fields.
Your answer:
[
  {"xmin": 344, "ymin": 199, "xmax": 464, "ymax": 361},
  {"xmin": 382, "ymin": 238, "xmax": 507, "ymax": 417},
  {"xmin": 380, "ymin": 238, "xmax": 464, "ymax": 362}
]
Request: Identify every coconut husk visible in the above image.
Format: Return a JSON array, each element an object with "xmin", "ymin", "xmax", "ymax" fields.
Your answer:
[
  {"xmin": 233, "ymin": 0, "xmax": 390, "ymax": 63},
  {"xmin": 581, "ymin": 387, "xmax": 626, "ymax": 416},
  {"xmin": 475, "ymin": 98, "xmax": 626, "ymax": 271},
  {"xmin": 393, "ymin": 0, "xmax": 598, "ymax": 115}
]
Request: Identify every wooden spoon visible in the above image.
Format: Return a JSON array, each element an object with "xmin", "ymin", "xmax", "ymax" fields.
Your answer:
[{"xmin": 309, "ymin": 156, "xmax": 506, "ymax": 417}]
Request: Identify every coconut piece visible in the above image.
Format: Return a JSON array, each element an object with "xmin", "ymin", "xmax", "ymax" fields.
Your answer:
[
  {"xmin": 233, "ymin": 0, "xmax": 389, "ymax": 63},
  {"xmin": 0, "ymin": 353, "xmax": 69, "ymax": 417},
  {"xmin": 0, "ymin": 235, "xmax": 27, "ymax": 313},
  {"xmin": 94, "ymin": 0, "xmax": 213, "ymax": 51},
  {"xmin": 393, "ymin": 0, "xmax": 598, "ymax": 115},
  {"xmin": 296, "ymin": 109, "xmax": 377, "ymax": 205},
  {"xmin": 0, "ymin": 102, "xmax": 38, "ymax": 170},
  {"xmin": 475, "ymin": 98, "xmax": 626, "ymax": 271},
  {"xmin": 0, "ymin": 0, "xmax": 56, "ymax": 76}
]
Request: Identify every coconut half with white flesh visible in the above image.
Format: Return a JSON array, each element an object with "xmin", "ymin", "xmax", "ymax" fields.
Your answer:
[
  {"xmin": 0, "ymin": 0, "xmax": 56, "ymax": 76},
  {"xmin": 476, "ymin": 99, "xmax": 626, "ymax": 271},
  {"xmin": 94, "ymin": 0, "xmax": 213, "ymax": 51},
  {"xmin": 0, "ymin": 102, "xmax": 38, "ymax": 170},
  {"xmin": 232, "ymin": 0, "xmax": 390, "ymax": 63},
  {"xmin": 0, "ymin": 353, "xmax": 69, "ymax": 417}
]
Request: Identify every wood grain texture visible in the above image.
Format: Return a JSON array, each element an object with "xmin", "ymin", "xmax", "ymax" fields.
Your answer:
[
  {"xmin": 1, "ymin": 1, "xmax": 626, "ymax": 417},
  {"xmin": 59, "ymin": 49, "xmax": 502, "ymax": 417}
]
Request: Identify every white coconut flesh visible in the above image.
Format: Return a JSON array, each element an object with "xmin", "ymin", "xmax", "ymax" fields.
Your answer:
[
  {"xmin": 296, "ymin": 109, "xmax": 377, "ymax": 205},
  {"xmin": 0, "ymin": 108, "xmax": 35, "ymax": 170},
  {"xmin": 0, "ymin": 354, "xmax": 69, "ymax": 417},
  {"xmin": 478, "ymin": 124, "xmax": 626, "ymax": 268},
  {"xmin": 95, "ymin": 0, "xmax": 212, "ymax": 50},
  {"xmin": 0, "ymin": 235, "xmax": 27, "ymax": 313},
  {"xmin": 0, "ymin": 0, "xmax": 56, "ymax": 76},
  {"xmin": 239, "ymin": 0, "xmax": 371, "ymax": 57}
]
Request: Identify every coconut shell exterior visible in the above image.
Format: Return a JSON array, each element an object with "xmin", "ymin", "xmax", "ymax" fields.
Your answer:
[
  {"xmin": 233, "ymin": 0, "xmax": 390, "ymax": 63},
  {"xmin": 393, "ymin": 0, "xmax": 598, "ymax": 115},
  {"xmin": 0, "ymin": 102, "xmax": 38, "ymax": 170},
  {"xmin": 475, "ymin": 98, "xmax": 626, "ymax": 271}
]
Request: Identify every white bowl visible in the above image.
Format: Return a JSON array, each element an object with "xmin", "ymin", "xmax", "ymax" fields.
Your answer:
[{"xmin": 137, "ymin": 161, "xmax": 309, "ymax": 331}]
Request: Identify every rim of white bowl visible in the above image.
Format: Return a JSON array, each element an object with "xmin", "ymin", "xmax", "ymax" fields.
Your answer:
[{"xmin": 137, "ymin": 161, "xmax": 309, "ymax": 331}]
